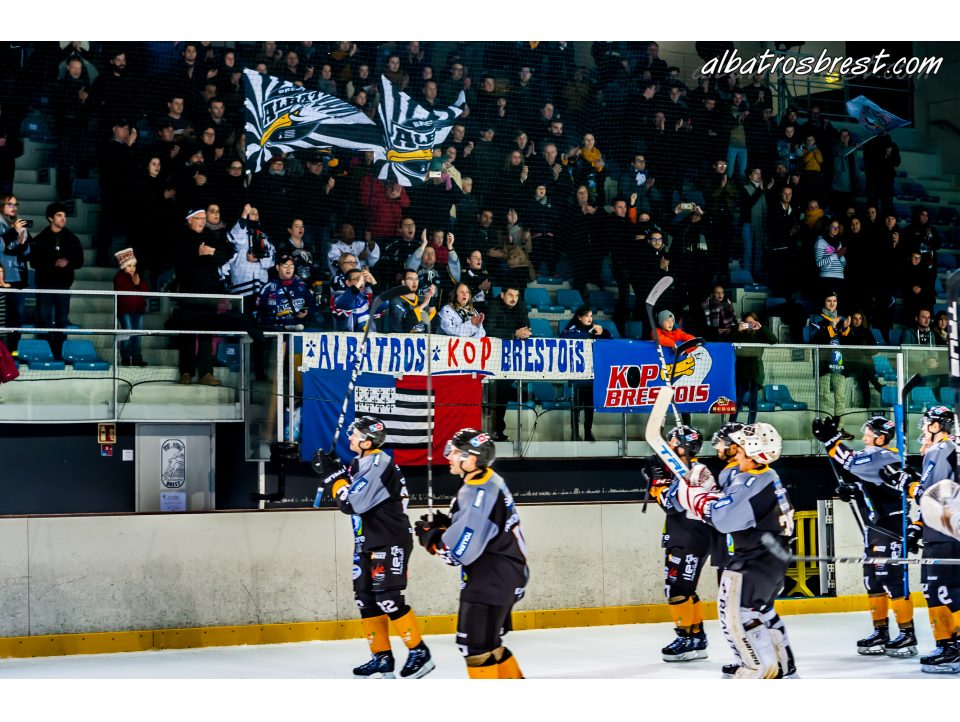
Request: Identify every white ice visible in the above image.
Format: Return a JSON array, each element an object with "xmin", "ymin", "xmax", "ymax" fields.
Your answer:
[{"xmin": 0, "ymin": 609, "xmax": 954, "ymax": 679}]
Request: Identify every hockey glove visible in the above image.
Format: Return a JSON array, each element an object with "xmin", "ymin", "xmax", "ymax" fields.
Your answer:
[
  {"xmin": 811, "ymin": 416, "xmax": 845, "ymax": 448},
  {"xmin": 311, "ymin": 450, "xmax": 348, "ymax": 497},
  {"xmin": 836, "ymin": 481, "xmax": 857, "ymax": 503},
  {"xmin": 906, "ymin": 522, "xmax": 923, "ymax": 554},
  {"xmin": 676, "ymin": 465, "xmax": 719, "ymax": 520},
  {"xmin": 879, "ymin": 463, "xmax": 920, "ymax": 496},
  {"xmin": 415, "ymin": 514, "xmax": 448, "ymax": 554}
]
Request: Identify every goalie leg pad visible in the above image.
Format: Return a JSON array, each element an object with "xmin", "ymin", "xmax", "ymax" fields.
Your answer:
[{"xmin": 719, "ymin": 570, "xmax": 780, "ymax": 679}]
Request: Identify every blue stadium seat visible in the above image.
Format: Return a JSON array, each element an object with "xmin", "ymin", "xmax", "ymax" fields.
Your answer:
[
  {"xmin": 764, "ymin": 384, "xmax": 808, "ymax": 410},
  {"xmin": 17, "ymin": 340, "xmax": 66, "ymax": 370},
  {"xmin": 872, "ymin": 355, "xmax": 897, "ymax": 381},
  {"xmin": 730, "ymin": 269, "xmax": 754, "ymax": 287},
  {"xmin": 61, "ymin": 340, "xmax": 110, "ymax": 371},
  {"xmin": 554, "ymin": 258, "xmax": 574, "ymax": 280},
  {"xmin": 524, "ymin": 287, "xmax": 563, "ymax": 314},
  {"xmin": 536, "ymin": 275, "xmax": 564, "ymax": 286},
  {"xmin": 589, "ymin": 290, "xmax": 616, "ymax": 315},
  {"xmin": 938, "ymin": 253, "xmax": 958, "ymax": 270},
  {"xmin": 870, "ymin": 328, "xmax": 886, "ymax": 345},
  {"xmin": 889, "ymin": 327, "xmax": 903, "ymax": 345},
  {"xmin": 529, "ymin": 317, "xmax": 556, "ymax": 338},
  {"xmin": 529, "ymin": 381, "xmax": 571, "ymax": 411},
  {"xmin": 939, "ymin": 387, "xmax": 959, "ymax": 408},
  {"xmin": 556, "ymin": 289, "xmax": 585, "ymax": 311},
  {"xmin": 71, "ymin": 179, "xmax": 101, "ymax": 203},
  {"xmin": 216, "ymin": 342, "xmax": 242, "ymax": 371},
  {"xmin": 907, "ymin": 386, "xmax": 939, "ymax": 413},
  {"xmin": 595, "ymin": 319, "xmax": 620, "ymax": 338},
  {"xmin": 881, "ymin": 386, "xmax": 898, "ymax": 407},
  {"xmin": 625, "ymin": 321, "xmax": 646, "ymax": 339},
  {"xmin": 505, "ymin": 381, "xmax": 535, "ymax": 411}
]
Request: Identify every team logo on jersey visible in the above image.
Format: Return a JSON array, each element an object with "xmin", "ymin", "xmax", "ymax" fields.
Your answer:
[
  {"xmin": 473, "ymin": 489, "xmax": 486, "ymax": 508},
  {"xmin": 371, "ymin": 564, "xmax": 385, "ymax": 582},
  {"xmin": 352, "ymin": 564, "xmax": 361, "ymax": 580},
  {"xmin": 349, "ymin": 479, "xmax": 368, "ymax": 494}
]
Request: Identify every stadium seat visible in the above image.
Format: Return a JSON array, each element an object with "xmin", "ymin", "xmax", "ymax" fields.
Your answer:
[
  {"xmin": 872, "ymin": 355, "xmax": 897, "ymax": 382},
  {"xmin": 881, "ymin": 386, "xmax": 898, "ymax": 407},
  {"xmin": 764, "ymin": 384, "xmax": 808, "ymax": 410},
  {"xmin": 589, "ymin": 290, "xmax": 616, "ymax": 315},
  {"xmin": 216, "ymin": 342, "xmax": 242, "ymax": 371},
  {"xmin": 625, "ymin": 321, "xmax": 646, "ymax": 339},
  {"xmin": 536, "ymin": 275, "xmax": 564, "ymax": 286},
  {"xmin": 529, "ymin": 381, "xmax": 571, "ymax": 411},
  {"xmin": 17, "ymin": 339, "xmax": 66, "ymax": 370},
  {"xmin": 595, "ymin": 319, "xmax": 620, "ymax": 338},
  {"xmin": 61, "ymin": 340, "xmax": 110, "ymax": 371},
  {"xmin": 939, "ymin": 387, "xmax": 959, "ymax": 408},
  {"xmin": 938, "ymin": 253, "xmax": 958, "ymax": 270},
  {"xmin": 529, "ymin": 317, "xmax": 556, "ymax": 338},
  {"xmin": 907, "ymin": 386, "xmax": 939, "ymax": 413},
  {"xmin": 730, "ymin": 269, "xmax": 754, "ymax": 287},
  {"xmin": 71, "ymin": 179, "xmax": 101, "ymax": 203},
  {"xmin": 555, "ymin": 258, "xmax": 574, "ymax": 280},
  {"xmin": 505, "ymin": 381, "xmax": 535, "ymax": 411},
  {"xmin": 870, "ymin": 328, "xmax": 886, "ymax": 345},
  {"xmin": 889, "ymin": 327, "xmax": 903, "ymax": 345},
  {"xmin": 556, "ymin": 289, "xmax": 585, "ymax": 311},
  {"xmin": 524, "ymin": 287, "xmax": 563, "ymax": 314}
]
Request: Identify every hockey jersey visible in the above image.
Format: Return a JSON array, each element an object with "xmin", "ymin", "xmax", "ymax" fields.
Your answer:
[
  {"xmin": 255, "ymin": 277, "xmax": 317, "ymax": 327},
  {"xmin": 917, "ymin": 439, "xmax": 957, "ymax": 544},
  {"xmin": 831, "ymin": 444, "xmax": 905, "ymax": 529},
  {"xmin": 703, "ymin": 465, "xmax": 795, "ymax": 558},
  {"xmin": 330, "ymin": 450, "xmax": 412, "ymax": 552},
  {"xmin": 440, "ymin": 469, "xmax": 529, "ymax": 605}
]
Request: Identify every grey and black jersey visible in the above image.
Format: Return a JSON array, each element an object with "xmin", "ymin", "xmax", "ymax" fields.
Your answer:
[
  {"xmin": 918, "ymin": 439, "xmax": 958, "ymax": 544},
  {"xmin": 834, "ymin": 444, "xmax": 905, "ymax": 529},
  {"xmin": 333, "ymin": 449, "xmax": 412, "ymax": 552},
  {"xmin": 441, "ymin": 469, "xmax": 529, "ymax": 606},
  {"xmin": 704, "ymin": 466, "xmax": 795, "ymax": 558}
]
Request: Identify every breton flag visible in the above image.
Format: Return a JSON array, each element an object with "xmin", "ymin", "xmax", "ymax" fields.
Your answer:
[
  {"xmin": 301, "ymin": 370, "xmax": 482, "ymax": 466},
  {"xmin": 846, "ymin": 95, "xmax": 911, "ymax": 135},
  {"xmin": 375, "ymin": 76, "xmax": 466, "ymax": 186},
  {"xmin": 243, "ymin": 69, "xmax": 382, "ymax": 173}
]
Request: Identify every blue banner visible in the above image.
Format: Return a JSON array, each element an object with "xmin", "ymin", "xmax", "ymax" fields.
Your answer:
[{"xmin": 592, "ymin": 341, "xmax": 736, "ymax": 413}]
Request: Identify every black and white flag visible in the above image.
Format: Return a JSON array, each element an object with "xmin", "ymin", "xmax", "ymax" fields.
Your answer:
[
  {"xmin": 375, "ymin": 76, "xmax": 465, "ymax": 186},
  {"xmin": 355, "ymin": 383, "xmax": 433, "ymax": 447},
  {"xmin": 243, "ymin": 69, "xmax": 382, "ymax": 173}
]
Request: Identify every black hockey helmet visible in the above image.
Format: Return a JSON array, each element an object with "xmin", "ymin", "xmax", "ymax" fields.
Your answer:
[
  {"xmin": 862, "ymin": 415, "xmax": 895, "ymax": 442},
  {"xmin": 348, "ymin": 416, "xmax": 387, "ymax": 448},
  {"xmin": 712, "ymin": 421, "xmax": 744, "ymax": 447},
  {"xmin": 668, "ymin": 425, "xmax": 703, "ymax": 457},
  {"xmin": 445, "ymin": 428, "xmax": 496, "ymax": 468},
  {"xmin": 920, "ymin": 405, "xmax": 955, "ymax": 432}
]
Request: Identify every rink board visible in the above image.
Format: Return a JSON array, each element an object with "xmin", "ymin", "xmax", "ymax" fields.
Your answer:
[{"xmin": 0, "ymin": 503, "xmax": 922, "ymax": 658}]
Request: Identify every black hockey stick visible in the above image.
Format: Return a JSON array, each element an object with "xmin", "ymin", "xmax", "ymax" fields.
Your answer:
[{"xmin": 760, "ymin": 531, "xmax": 960, "ymax": 566}]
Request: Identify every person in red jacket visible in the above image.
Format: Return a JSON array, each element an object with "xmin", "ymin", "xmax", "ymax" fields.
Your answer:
[
  {"xmin": 113, "ymin": 247, "xmax": 149, "ymax": 366},
  {"xmin": 359, "ymin": 178, "xmax": 410, "ymax": 242},
  {"xmin": 654, "ymin": 309, "xmax": 696, "ymax": 348}
]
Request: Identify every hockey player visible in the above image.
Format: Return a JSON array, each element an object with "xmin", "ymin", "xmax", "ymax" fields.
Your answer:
[
  {"xmin": 882, "ymin": 405, "xmax": 960, "ymax": 673},
  {"xmin": 414, "ymin": 428, "xmax": 529, "ymax": 679},
  {"xmin": 648, "ymin": 424, "xmax": 715, "ymax": 662},
  {"xmin": 312, "ymin": 416, "xmax": 434, "ymax": 679},
  {"xmin": 675, "ymin": 422, "xmax": 799, "ymax": 679},
  {"xmin": 811, "ymin": 414, "xmax": 917, "ymax": 656},
  {"xmin": 710, "ymin": 421, "xmax": 745, "ymax": 575}
]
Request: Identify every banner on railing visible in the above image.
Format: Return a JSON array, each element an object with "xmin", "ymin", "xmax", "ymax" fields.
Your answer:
[
  {"xmin": 592, "ymin": 341, "xmax": 737, "ymax": 413},
  {"xmin": 299, "ymin": 332, "xmax": 593, "ymax": 379}
]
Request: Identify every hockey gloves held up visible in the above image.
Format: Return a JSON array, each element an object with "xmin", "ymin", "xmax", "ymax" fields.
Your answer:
[
  {"xmin": 415, "ymin": 511, "xmax": 451, "ymax": 554},
  {"xmin": 675, "ymin": 463, "xmax": 719, "ymax": 520},
  {"xmin": 311, "ymin": 450, "xmax": 349, "ymax": 498},
  {"xmin": 811, "ymin": 416, "xmax": 850, "ymax": 449}
]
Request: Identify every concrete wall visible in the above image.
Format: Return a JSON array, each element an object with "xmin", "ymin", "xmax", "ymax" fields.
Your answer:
[{"xmin": 0, "ymin": 502, "xmax": 876, "ymax": 638}]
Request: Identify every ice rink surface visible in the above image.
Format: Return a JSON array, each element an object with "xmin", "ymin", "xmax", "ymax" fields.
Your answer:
[{"xmin": 0, "ymin": 609, "xmax": 954, "ymax": 680}]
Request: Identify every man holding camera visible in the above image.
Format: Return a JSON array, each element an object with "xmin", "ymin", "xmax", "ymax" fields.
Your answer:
[{"xmin": 223, "ymin": 204, "xmax": 275, "ymax": 316}]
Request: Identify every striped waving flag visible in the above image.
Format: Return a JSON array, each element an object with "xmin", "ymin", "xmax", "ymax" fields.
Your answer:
[
  {"xmin": 375, "ymin": 76, "xmax": 466, "ymax": 186},
  {"xmin": 243, "ymin": 69, "xmax": 383, "ymax": 173},
  {"xmin": 301, "ymin": 370, "xmax": 482, "ymax": 466}
]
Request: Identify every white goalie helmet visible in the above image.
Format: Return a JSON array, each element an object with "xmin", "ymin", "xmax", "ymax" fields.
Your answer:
[{"xmin": 729, "ymin": 422, "xmax": 782, "ymax": 464}]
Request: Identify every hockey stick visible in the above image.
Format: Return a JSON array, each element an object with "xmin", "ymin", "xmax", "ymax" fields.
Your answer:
[
  {"xmin": 894, "ymin": 372, "xmax": 924, "ymax": 595},
  {"xmin": 644, "ymin": 276, "xmax": 684, "ymax": 428},
  {"xmin": 312, "ymin": 285, "xmax": 408, "ymax": 507},
  {"xmin": 641, "ymin": 384, "xmax": 690, "ymax": 513},
  {"xmin": 761, "ymin": 531, "xmax": 960, "ymax": 566}
]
